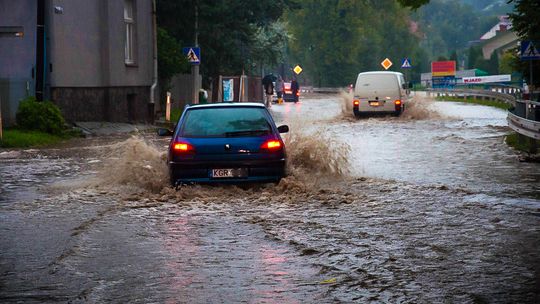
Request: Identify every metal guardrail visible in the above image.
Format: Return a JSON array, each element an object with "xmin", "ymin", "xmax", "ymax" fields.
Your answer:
[
  {"xmin": 507, "ymin": 99, "xmax": 540, "ymax": 140},
  {"xmin": 427, "ymin": 88, "xmax": 539, "ymax": 141},
  {"xmin": 312, "ymin": 87, "xmax": 343, "ymax": 94},
  {"xmin": 426, "ymin": 88, "xmax": 517, "ymax": 105}
]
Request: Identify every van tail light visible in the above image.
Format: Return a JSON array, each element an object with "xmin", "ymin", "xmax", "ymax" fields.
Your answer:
[
  {"xmin": 394, "ymin": 100, "xmax": 402, "ymax": 112},
  {"xmin": 353, "ymin": 99, "xmax": 360, "ymax": 106},
  {"xmin": 296, "ymin": 92, "xmax": 300, "ymax": 96},
  {"xmin": 260, "ymin": 139, "xmax": 282, "ymax": 151},
  {"xmin": 172, "ymin": 141, "xmax": 195, "ymax": 153}
]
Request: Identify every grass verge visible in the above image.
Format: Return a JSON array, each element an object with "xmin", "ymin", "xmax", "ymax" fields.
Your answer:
[
  {"xmin": 0, "ymin": 129, "xmax": 74, "ymax": 148},
  {"xmin": 505, "ymin": 132, "xmax": 540, "ymax": 154},
  {"xmin": 435, "ymin": 96, "xmax": 511, "ymax": 110},
  {"xmin": 170, "ymin": 108, "xmax": 182, "ymax": 123}
]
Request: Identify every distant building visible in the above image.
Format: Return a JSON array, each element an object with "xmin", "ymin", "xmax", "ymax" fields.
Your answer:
[
  {"xmin": 478, "ymin": 16, "xmax": 518, "ymax": 60},
  {"xmin": 0, "ymin": 0, "xmax": 155, "ymax": 126},
  {"xmin": 480, "ymin": 16, "xmax": 512, "ymax": 41}
]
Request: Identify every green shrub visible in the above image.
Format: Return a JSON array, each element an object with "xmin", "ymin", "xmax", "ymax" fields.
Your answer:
[{"xmin": 16, "ymin": 96, "xmax": 66, "ymax": 135}]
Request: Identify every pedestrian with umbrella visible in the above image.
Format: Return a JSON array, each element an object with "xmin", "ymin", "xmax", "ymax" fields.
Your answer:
[{"xmin": 262, "ymin": 73, "xmax": 276, "ymax": 108}]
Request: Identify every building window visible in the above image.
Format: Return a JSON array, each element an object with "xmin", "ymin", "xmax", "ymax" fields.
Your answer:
[{"xmin": 124, "ymin": 0, "xmax": 135, "ymax": 64}]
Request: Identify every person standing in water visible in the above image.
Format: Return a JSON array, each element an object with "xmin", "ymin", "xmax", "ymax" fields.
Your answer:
[{"xmin": 275, "ymin": 75, "xmax": 284, "ymax": 104}]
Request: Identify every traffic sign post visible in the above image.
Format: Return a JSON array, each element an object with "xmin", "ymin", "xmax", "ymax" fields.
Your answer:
[
  {"xmin": 401, "ymin": 58, "xmax": 412, "ymax": 69},
  {"xmin": 521, "ymin": 41, "xmax": 540, "ymax": 90},
  {"xmin": 401, "ymin": 58, "xmax": 412, "ymax": 86},
  {"xmin": 521, "ymin": 41, "xmax": 540, "ymax": 60},
  {"xmin": 293, "ymin": 65, "xmax": 303, "ymax": 75},
  {"xmin": 183, "ymin": 47, "xmax": 201, "ymax": 65},
  {"xmin": 381, "ymin": 58, "xmax": 393, "ymax": 70},
  {"xmin": 183, "ymin": 46, "xmax": 201, "ymax": 104}
]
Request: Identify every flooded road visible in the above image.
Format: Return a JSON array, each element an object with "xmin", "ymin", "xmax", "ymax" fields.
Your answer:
[{"xmin": 1, "ymin": 94, "xmax": 539, "ymax": 303}]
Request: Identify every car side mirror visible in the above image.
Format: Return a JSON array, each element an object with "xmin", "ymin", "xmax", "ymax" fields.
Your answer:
[
  {"xmin": 408, "ymin": 82, "xmax": 413, "ymax": 89},
  {"xmin": 277, "ymin": 125, "xmax": 289, "ymax": 133},
  {"xmin": 157, "ymin": 128, "xmax": 173, "ymax": 136}
]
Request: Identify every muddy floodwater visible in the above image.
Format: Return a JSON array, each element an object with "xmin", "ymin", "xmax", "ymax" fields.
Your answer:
[{"xmin": 1, "ymin": 93, "xmax": 539, "ymax": 303}]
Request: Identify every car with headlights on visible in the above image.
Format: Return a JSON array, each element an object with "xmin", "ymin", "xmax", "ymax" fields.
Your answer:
[{"xmin": 158, "ymin": 103, "xmax": 289, "ymax": 186}]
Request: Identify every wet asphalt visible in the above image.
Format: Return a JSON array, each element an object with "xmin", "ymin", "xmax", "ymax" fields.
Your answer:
[{"xmin": 1, "ymin": 94, "xmax": 539, "ymax": 303}]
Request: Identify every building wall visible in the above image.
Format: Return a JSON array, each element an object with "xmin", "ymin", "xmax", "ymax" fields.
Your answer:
[
  {"xmin": 47, "ymin": 0, "xmax": 153, "ymax": 88},
  {"xmin": 47, "ymin": 0, "xmax": 153, "ymax": 122},
  {"xmin": 0, "ymin": 0, "xmax": 37, "ymax": 126},
  {"xmin": 482, "ymin": 31, "xmax": 518, "ymax": 60},
  {"xmin": 0, "ymin": 0, "xmax": 37, "ymax": 81},
  {"xmin": 51, "ymin": 86, "xmax": 150, "ymax": 122}
]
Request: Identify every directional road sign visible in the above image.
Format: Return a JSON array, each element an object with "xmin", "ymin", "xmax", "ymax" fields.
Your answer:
[
  {"xmin": 183, "ymin": 47, "xmax": 201, "ymax": 64},
  {"xmin": 381, "ymin": 58, "xmax": 393, "ymax": 70},
  {"xmin": 401, "ymin": 58, "xmax": 412, "ymax": 68},
  {"xmin": 521, "ymin": 41, "xmax": 540, "ymax": 60}
]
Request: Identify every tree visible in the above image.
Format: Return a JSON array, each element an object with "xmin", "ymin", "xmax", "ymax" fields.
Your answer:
[
  {"xmin": 508, "ymin": 0, "xmax": 540, "ymax": 87},
  {"xmin": 449, "ymin": 50, "xmax": 458, "ymax": 62},
  {"xmin": 467, "ymin": 46, "xmax": 482, "ymax": 69},
  {"xmin": 397, "ymin": 0, "xmax": 430, "ymax": 9},
  {"xmin": 286, "ymin": 0, "xmax": 424, "ymax": 86},
  {"xmin": 156, "ymin": 0, "xmax": 298, "ymax": 85},
  {"xmin": 412, "ymin": 0, "xmax": 498, "ymax": 61},
  {"xmin": 249, "ymin": 21, "xmax": 291, "ymax": 70},
  {"xmin": 508, "ymin": 0, "xmax": 540, "ymax": 41},
  {"xmin": 157, "ymin": 27, "xmax": 189, "ymax": 91},
  {"xmin": 499, "ymin": 49, "xmax": 518, "ymax": 75}
]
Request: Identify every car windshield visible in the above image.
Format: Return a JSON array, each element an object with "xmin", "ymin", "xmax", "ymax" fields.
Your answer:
[{"xmin": 181, "ymin": 107, "xmax": 272, "ymax": 138}]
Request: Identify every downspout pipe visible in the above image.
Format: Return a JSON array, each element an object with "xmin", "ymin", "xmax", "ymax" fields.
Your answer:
[{"xmin": 150, "ymin": 0, "xmax": 158, "ymax": 122}]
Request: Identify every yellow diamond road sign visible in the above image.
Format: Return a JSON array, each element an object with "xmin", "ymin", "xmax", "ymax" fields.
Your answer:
[
  {"xmin": 293, "ymin": 65, "xmax": 303, "ymax": 75},
  {"xmin": 381, "ymin": 58, "xmax": 393, "ymax": 70}
]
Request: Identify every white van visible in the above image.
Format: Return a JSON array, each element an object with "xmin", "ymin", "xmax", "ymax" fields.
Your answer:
[{"xmin": 352, "ymin": 71, "xmax": 409, "ymax": 118}]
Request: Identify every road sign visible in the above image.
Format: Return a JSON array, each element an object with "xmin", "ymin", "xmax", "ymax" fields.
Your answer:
[
  {"xmin": 401, "ymin": 58, "xmax": 412, "ymax": 68},
  {"xmin": 381, "ymin": 58, "xmax": 392, "ymax": 70},
  {"xmin": 521, "ymin": 41, "xmax": 540, "ymax": 60},
  {"xmin": 293, "ymin": 65, "xmax": 303, "ymax": 75},
  {"xmin": 183, "ymin": 47, "xmax": 201, "ymax": 64}
]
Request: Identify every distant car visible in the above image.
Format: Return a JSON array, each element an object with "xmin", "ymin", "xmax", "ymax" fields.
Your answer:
[
  {"xmin": 158, "ymin": 103, "xmax": 289, "ymax": 186},
  {"xmin": 283, "ymin": 82, "xmax": 299, "ymax": 102},
  {"xmin": 352, "ymin": 71, "xmax": 410, "ymax": 118}
]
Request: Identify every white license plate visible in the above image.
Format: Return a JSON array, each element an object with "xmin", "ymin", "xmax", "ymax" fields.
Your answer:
[
  {"xmin": 369, "ymin": 101, "xmax": 380, "ymax": 106},
  {"xmin": 212, "ymin": 168, "xmax": 246, "ymax": 178}
]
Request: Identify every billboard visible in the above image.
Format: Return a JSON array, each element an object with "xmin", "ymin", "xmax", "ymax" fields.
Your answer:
[
  {"xmin": 431, "ymin": 61, "xmax": 456, "ymax": 77},
  {"xmin": 223, "ymin": 79, "xmax": 234, "ymax": 102},
  {"xmin": 462, "ymin": 74, "xmax": 511, "ymax": 84}
]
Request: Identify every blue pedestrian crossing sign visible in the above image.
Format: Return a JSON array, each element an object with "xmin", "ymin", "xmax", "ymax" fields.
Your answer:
[
  {"xmin": 401, "ymin": 58, "xmax": 412, "ymax": 68},
  {"xmin": 521, "ymin": 41, "xmax": 540, "ymax": 60},
  {"xmin": 183, "ymin": 47, "xmax": 201, "ymax": 64}
]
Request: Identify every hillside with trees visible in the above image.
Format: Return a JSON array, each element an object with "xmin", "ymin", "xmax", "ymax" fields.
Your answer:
[
  {"xmin": 155, "ymin": 0, "xmax": 536, "ymax": 88},
  {"xmin": 285, "ymin": 0, "xmax": 428, "ymax": 86}
]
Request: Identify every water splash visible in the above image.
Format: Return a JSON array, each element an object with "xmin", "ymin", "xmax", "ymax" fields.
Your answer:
[
  {"xmin": 95, "ymin": 136, "xmax": 168, "ymax": 193},
  {"xmin": 338, "ymin": 91, "xmax": 442, "ymax": 121}
]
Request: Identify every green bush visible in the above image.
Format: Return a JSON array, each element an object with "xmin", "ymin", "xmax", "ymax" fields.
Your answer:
[{"xmin": 16, "ymin": 96, "xmax": 66, "ymax": 135}]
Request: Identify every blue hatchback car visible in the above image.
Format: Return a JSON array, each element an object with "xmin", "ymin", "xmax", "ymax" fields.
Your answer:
[{"xmin": 159, "ymin": 103, "xmax": 289, "ymax": 186}]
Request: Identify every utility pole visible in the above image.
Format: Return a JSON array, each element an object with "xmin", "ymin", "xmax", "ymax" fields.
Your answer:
[{"xmin": 192, "ymin": 0, "xmax": 200, "ymax": 104}]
